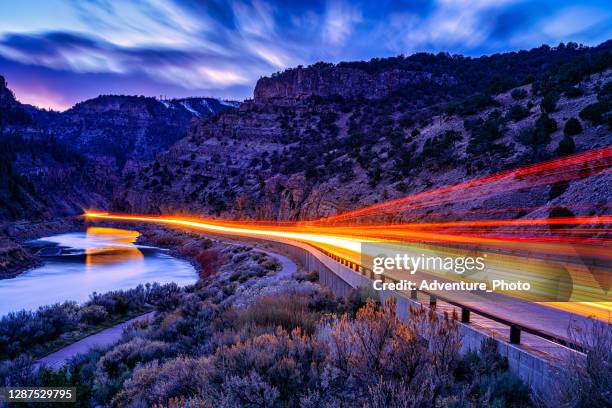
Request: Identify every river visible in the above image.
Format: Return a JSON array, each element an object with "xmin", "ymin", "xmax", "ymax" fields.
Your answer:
[{"xmin": 0, "ymin": 227, "xmax": 197, "ymax": 315}]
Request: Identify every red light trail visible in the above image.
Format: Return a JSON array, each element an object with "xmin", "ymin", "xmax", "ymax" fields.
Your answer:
[{"xmin": 85, "ymin": 147, "xmax": 612, "ymax": 320}]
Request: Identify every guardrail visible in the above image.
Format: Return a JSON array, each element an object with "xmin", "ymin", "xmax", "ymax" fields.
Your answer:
[{"xmin": 315, "ymin": 247, "xmax": 587, "ymax": 354}]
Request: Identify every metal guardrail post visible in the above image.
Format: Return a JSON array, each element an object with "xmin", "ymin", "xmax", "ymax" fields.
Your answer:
[
  {"xmin": 461, "ymin": 308, "xmax": 470, "ymax": 323},
  {"xmin": 410, "ymin": 289, "xmax": 418, "ymax": 300},
  {"xmin": 510, "ymin": 325, "xmax": 521, "ymax": 344}
]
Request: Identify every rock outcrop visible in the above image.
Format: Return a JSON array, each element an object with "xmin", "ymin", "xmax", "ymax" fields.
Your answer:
[{"xmin": 254, "ymin": 64, "xmax": 456, "ymax": 103}]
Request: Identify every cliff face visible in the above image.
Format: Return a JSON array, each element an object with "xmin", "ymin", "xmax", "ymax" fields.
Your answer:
[
  {"xmin": 0, "ymin": 75, "xmax": 34, "ymax": 127},
  {"xmin": 115, "ymin": 42, "xmax": 612, "ymax": 222},
  {"xmin": 254, "ymin": 64, "xmax": 456, "ymax": 102}
]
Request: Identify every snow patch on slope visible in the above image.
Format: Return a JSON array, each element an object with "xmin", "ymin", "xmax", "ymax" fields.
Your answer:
[
  {"xmin": 181, "ymin": 101, "xmax": 200, "ymax": 116},
  {"xmin": 200, "ymin": 99, "xmax": 214, "ymax": 113},
  {"xmin": 220, "ymin": 100, "xmax": 240, "ymax": 108}
]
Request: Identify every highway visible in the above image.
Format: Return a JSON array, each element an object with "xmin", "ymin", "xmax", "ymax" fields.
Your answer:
[{"xmin": 84, "ymin": 211, "xmax": 610, "ymax": 355}]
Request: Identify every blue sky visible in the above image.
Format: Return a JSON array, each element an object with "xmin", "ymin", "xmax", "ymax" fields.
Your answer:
[{"xmin": 0, "ymin": 0, "xmax": 610, "ymax": 110}]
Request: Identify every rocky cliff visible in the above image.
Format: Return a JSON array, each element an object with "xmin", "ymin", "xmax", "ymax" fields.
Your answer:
[
  {"xmin": 254, "ymin": 63, "xmax": 456, "ymax": 103},
  {"xmin": 114, "ymin": 42, "xmax": 612, "ymax": 222}
]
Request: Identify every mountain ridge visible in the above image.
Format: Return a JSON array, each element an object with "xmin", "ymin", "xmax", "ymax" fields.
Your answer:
[{"xmin": 113, "ymin": 41, "xmax": 612, "ymax": 222}]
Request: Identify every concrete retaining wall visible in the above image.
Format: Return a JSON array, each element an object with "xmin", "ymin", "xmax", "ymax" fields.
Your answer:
[{"xmin": 261, "ymin": 237, "xmax": 561, "ymax": 392}]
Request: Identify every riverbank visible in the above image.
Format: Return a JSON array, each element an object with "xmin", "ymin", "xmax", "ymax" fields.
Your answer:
[
  {"xmin": 35, "ymin": 248, "xmax": 300, "ymax": 369},
  {"xmin": 0, "ymin": 224, "xmax": 284, "ymax": 358},
  {"xmin": 0, "ymin": 217, "xmax": 84, "ymax": 279},
  {"xmin": 0, "ymin": 236, "xmax": 39, "ymax": 278}
]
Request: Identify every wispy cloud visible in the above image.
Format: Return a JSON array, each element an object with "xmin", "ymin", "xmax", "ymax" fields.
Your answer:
[
  {"xmin": 0, "ymin": 0, "xmax": 609, "ymax": 110},
  {"xmin": 322, "ymin": 0, "xmax": 363, "ymax": 47}
]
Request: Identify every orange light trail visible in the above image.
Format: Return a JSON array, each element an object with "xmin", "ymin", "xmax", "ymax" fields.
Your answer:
[{"xmin": 84, "ymin": 147, "xmax": 612, "ymax": 320}]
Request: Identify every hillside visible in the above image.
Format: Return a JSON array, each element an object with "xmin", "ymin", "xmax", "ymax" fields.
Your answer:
[
  {"xmin": 0, "ymin": 76, "xmax": 108, "ymax": 223},
  {"xmin": 114, "ymin": 42, "xmax": 612, "ymax": 222},
  {"xmin": 0, "ymin": 79, "xmax": 240, "ymax": 224},
  {"xmin": 43, "ymin": 95, "xmax": 237, "ymax": 170}
]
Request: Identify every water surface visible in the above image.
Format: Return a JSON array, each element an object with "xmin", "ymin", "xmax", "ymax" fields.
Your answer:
[{"xmin": 0, "ymin": 227, "xmax": 197, "ymax": 315}]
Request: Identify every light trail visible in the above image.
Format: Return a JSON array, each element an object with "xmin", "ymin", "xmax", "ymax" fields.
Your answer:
[
  {"xmin": 84, "ymin": 212, "xmax": 365, "ymax": 253},
  {"xmin": 84, "ymin": 211, "xmax": 612, "ymax": 320},
  {"xmin": 84, "ymin": 147, "xmax": 612, "ymax": 321},
  {"xmin": 315, "ymin": 146, "xmax": 612, "ymax": 224}
]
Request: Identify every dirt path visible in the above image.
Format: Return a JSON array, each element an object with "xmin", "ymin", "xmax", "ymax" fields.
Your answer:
[
  {"xmin": 258, "ymin": 249, "xmax": 298, "ymax": 279},
  {"xmin": 36, "ymin": 312, "xmax": 155, "ymax": 370}
]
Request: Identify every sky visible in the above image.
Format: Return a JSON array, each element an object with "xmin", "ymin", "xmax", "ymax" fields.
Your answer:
[{"xmin": 0, "ymin": 0, "xmax": 610, "ymax": 111}]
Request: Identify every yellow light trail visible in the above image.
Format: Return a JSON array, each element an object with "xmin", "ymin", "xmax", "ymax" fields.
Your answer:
[{"xmin": 84, "ymin": 211, "xmax": 611, "ymax": 321}]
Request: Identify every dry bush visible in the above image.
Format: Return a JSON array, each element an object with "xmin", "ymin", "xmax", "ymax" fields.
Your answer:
[
  {"xmin": 115, "ymin": 357, "xmax": 210, "ymax": 407},
  {"xmin": 237, "ymin": 293, "xmax": 319, "ymax": 335},
  {"xmin": 143, "ymin": 229, "xmax": 183, "ymax": 246},
  {"xmin": 204, "ymin": 327, "xmax": 328, "ymax": 406},
  {"xmin": 153, "ymin": 396, "xmax": 213, "ymax": 408},
  {"xmin": 409, "ymin": 304, "xmax": 462, "ymax": 379},
  {"xmin": 93, "ymin": 338, "xmax": 177, "ymax": 402},
  {"xmin": 548, "ymin": 318, "xmax": 612, "ymax": 407},
  {"xmin": 178, "ymin": 238, "xmax": 213, "ymax": 258},
  {"xmin": 328, "ymin": 298, "xmax": 461, "ymax": 407},
  {"xmin": 195, "ymin": 249, "xmax": 222, "ymax": 278}
]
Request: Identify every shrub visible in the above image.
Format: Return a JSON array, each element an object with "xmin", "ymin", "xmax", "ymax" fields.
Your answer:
[
  {"xmin": 93, "ymin": 338, "xmax": 176, "ymax": 403},
  {"xmin": 556, "ymin": 135, "xmax": 576, "ymax": 156},
  {"xmin": 0, "ymin": 303, "xmax": 79, "ymax": 358},
  {"xmin": 549, "ymin": 180, "xmax": 570, "ymax": 200},
  {"xmin": 476, "ymin": 371, "xmax": 532, "ymax": 407},
  {"xmin": 78, "ymin": 305, "xmax": 109, "ymax": 325},
  {"xmin": 328, "ymin": 299, "xmax": 461, "ymax": 406},
  {"xmin": 506, "ymin": 104, "xmax": 530, "ymax": 122},
  {"xmin": 195, "ymin": 250, "xmax": 222, "ymax": 278},
  {"xmin": 237, "ymin": 293, "xmax": 319, "ymax": 335},
  {"xmin": 563, "ymin": 117, "xmax": 582, "ymax": 136},
  {"xmin": 204, "ymin": 328, "xmax": 327, "ymax": 406},
  {"xmin": 536, "ymin": 113, "xmax": 557, "ymax": 133},
  {"xmin": 511, "ymin": 88, "xmax": 528, "ymax": 100},
  {"xmin": 0, "ymin": 355, "xmax": 37, "ymax": 387},
  {"xmin": 115, "ymin": 357, "xmax": 209, "ymax": 407},
  {"xmin": 552, "ymin": 319, "xmax": 612, "ymax": 407},
  {"xmin": 540, "ymin": 92, "xmax": 559, "ymax": 113},
  {"xmin": 421, "ymin": 130, "xmax": 462, "ymax": 161},
  {"xmin": 343, "ymin": 286, "xmax": 379, "ymax": 315},
  {"xmin": 579, "ymin": 102, "xmax": 606, "ymax": 124}
]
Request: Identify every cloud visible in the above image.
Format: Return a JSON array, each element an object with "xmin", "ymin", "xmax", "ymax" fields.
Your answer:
[
  {"xmin": 0, "ymin": 0, "xmax": 609, "ymax": 109},
  {"xmin": 322, "ymin": 0, "xmax": 363, "ymax": 47},
  {"xmin": 384, "ymin": 0, "xmax": 521, "ymax": 54},
  {"xmin": 540, "ymin": 6, "xmax": 612, "ymax": 39}
]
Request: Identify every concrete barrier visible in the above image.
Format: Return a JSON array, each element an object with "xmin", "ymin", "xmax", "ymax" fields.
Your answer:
[{"xmin": 259, "ymin": 237, "xmax": 564, "ymax": 392}]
